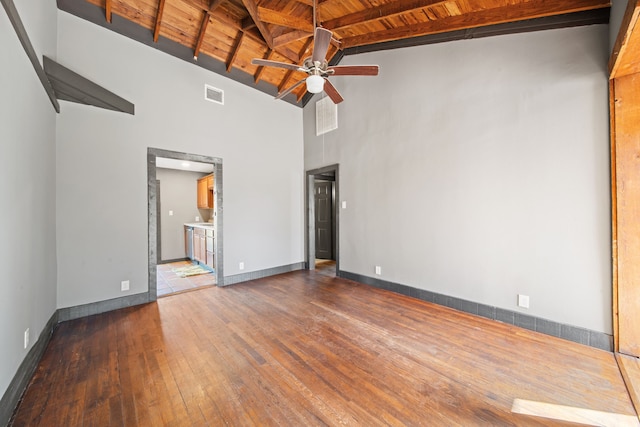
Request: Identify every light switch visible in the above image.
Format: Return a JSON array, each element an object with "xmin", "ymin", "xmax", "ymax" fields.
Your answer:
[
  {"xmin": 169, "ymin": 210, "xmax": 174, "ymax": 216},
  {"xmin": 341, "ymin": 201, "xmax": 347, "ymax": 209}
]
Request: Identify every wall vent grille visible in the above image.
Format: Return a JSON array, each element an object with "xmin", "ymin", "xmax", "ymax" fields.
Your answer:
[
  {"xmin": 316, "ymin": 96, "xmax": 337, "ymax": 136},
  {"xmin": 204, "ymin": 84, "xmax": 224, "ymax": 105}
]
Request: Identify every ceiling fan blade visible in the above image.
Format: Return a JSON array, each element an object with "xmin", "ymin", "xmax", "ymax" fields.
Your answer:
[
  {"xmin": 275, "ymin": 78, "xmax": 306, "ymax": 100},
  {"xmin": 312, "ymin": 27, "xmax": 332, "ymax": 63},
  {"xmin": 328, "ymin": 65, "xmax": 379, "ymax": 76},
  {"xmin": 252, "ymin": 58, "xmax": 303, "ymax": 72},
  {"xmin": 323, "ymin": 79, "xmax": 344, "ymax": 104}
]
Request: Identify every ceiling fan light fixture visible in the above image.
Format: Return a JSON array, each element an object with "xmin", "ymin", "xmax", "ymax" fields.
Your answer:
[{"xmin": 306, "ymin": 75, "xmax": 325, "ymax": 94}]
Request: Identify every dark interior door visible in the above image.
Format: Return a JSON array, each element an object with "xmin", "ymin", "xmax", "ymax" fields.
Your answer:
[{"xmin": 315, "ymin": 181, "xmax": 333, "ymax": 260}]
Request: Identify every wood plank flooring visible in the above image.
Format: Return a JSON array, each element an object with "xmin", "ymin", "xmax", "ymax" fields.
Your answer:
[{"xmin": 10, "ymin": 270, "xmax": 639, "ymax": 426}]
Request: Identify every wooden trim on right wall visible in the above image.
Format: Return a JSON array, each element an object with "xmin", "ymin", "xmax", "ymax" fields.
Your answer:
[{"xmin": 610, "ymin": 0, "xmax": 640, "ymax": 358}]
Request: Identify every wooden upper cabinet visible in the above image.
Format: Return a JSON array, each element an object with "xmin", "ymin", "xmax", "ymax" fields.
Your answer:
[{"xmin": 197, "ymin": 174, "xmax": 214, "ymax": 209}]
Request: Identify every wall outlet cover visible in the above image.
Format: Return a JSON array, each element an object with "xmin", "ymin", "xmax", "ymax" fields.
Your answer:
[
  {"xmin": 239, "ymin": 262, "xmax": 245, "ymax": 270},
  {"xmin": 24, "ymin": 328, "xmax": 29, "ymax": 349},
  {"xmin": 375, "ymin": 266, "xmax": 382, "ymax": 275},
  {"xmin": 121, "ymin": 280, "xmax": 130, "ymax": 291},
  {"xmin": 518, "ymin": 294, "xmax": 530, "ymax": 308}
]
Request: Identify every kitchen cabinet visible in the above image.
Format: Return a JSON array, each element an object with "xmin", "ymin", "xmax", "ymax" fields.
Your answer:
[
  {"xmin": 193, "ymin": 227, "xmax": 206, "ymax": 263},
  {"xmin": 197, "ymin": 174, "xmax": 214, "ymax": 209},
  {"xmin": 206, "ymin": 229, "xmax": 214, "ymax": 268}
]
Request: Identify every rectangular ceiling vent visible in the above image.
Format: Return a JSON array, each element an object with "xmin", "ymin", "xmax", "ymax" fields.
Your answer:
[
  {"xmin": 316, "ymin": 96, "xmax": 338, "ymax": 136},
  {"xmin": 204, "ymin": 84, "xmax": 224, "ymax": 105}
]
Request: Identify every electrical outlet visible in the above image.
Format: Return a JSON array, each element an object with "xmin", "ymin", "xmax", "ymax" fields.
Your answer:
[
  {"xmin": 121, "ymin": 280, "xmax": 130, "ymax": 292},
  {"xmin": 195, "ymin": 216, "xmax": 200, "ymax": 222},
  {"xmin": 518, "ymin": 294, "xmax": 530, "ymax": 308},
  {"xmin": 375, "ymin": 266, "xmax": 382, "ymax": 275},
  {"xmin": 24, "ymin": 328, "xmax": 29, "ymax": 349},
  {"xmin": 341, "ymin": 201, "xmax": 347, "ymax": 209},
  {"xmin": 169, "ymin": 210, "xmax": 174, "ymax": 216},
  {"xmin": 239, "ymin": 262, "xmax": 245, "ymax": 271}
]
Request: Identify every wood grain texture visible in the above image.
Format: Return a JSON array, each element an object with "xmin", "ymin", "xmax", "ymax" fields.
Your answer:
[
  {"xmin": 613, "ymin": 73, "xmax": 640, "ymax": 358},
  {"xmin": 617, "ymin": 353, "xmax": 640, "ymax": 423},
  {"xmin": 340, "ymin": 0, "xmax": 610, "ymax": 48},
  {"xmin": 78, "ymin": 0, "xmax": 610, "ymax": 103},
  {"xmin": 10, "ymin": 270, "xmax": 636, "ymax": 426}
]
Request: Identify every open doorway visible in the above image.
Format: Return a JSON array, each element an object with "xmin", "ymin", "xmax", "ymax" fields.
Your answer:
[
  {"xmin": 306, "ymin": 164, "xmax": 339, "ymax": 277},
  {"xmin": 147, "ymin": 148, "xmax": 224, "ymax": 301}
]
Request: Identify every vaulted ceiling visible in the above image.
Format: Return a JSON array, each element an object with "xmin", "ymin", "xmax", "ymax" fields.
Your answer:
[{"xmin": 58, "ymin": 0, "xmax": 610, "ymax": 106}]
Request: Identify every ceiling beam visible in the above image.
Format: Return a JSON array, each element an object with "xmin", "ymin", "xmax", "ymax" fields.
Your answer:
[
  {"xmin": 340, "ymin": 0, "xmax": 611, "ymax": 49},
  {"xmin": 227, "ymin": 32, "xmax": 245, "ymax": 72},
  {"xmin": 257, "ymin": 6, "xmax": 314, "ymax": 32},
  {"xmin": 153, "ymin": 0, "xmax": 166, "ymax": 42},
  {"xmin": 241, "ymin": 16, "xmax": 256, "ymax": 30},
  {"xmin": 194, "ymin": 0, "xmax": 224, "ymax": 58},
  {"xmin": 240, "ymin": 0, "xmax": 274, "ymax": 48},
  {"xmin": 254, "ymin": 49, "xmax": 274, "ymax": 83},
  {"xmin": 273, "ymin": 30, "xmax": 311, "ymax": 48},
  {"xmin": 279, "ymin": 37, "xmax": 313, "ymax": 100},
  {"xmin": 105, "ymin": 0, "xmax": 112, "ymax": 23},
  {"xmin": 194, "ymin": 15, "xmax": 211, "ymax": 59},
  {"xmin": 322, "ymin": 0, "xmax": 447, "ymax": 32}
]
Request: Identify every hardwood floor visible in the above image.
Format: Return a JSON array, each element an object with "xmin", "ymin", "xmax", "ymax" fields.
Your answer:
[{"xmin": 10, "ymin": 270, "xmax": 638, "ymax": 426}]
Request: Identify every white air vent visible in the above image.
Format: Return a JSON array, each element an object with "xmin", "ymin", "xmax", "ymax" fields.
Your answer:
[
  {"xmin": 316, "ymin": 96, "xmax": 337, "ymax": 136},
  {"xmin": 204, "ymin": 84, "xmax": 224, "ymax": 105}
]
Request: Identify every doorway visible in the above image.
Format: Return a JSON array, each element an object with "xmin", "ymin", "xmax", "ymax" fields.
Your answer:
[
  {"xmin": 147, "ymin": 148, "xmax": 224, "ymax": 301},
  {"xmin": 306, "ymin": 164, "xmax": 339, "ymax": 276}
]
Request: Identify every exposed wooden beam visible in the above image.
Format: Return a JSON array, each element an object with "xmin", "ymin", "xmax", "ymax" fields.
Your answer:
[
  {"xmin": 341, "ymin": 0, "xmax": 610, "ymax": 49},
  {"xmin": 0, "ymin": 0, "xmax": 60, "ymax": 112},
  {"xmin": 105, "ymin": 0, "xmax": 112, "ymax": 23},
  {"xmin": 153, "ymin": 0, "xmax": 166, "ymax": 42},
  {"xmin": 193, "ymin": 0, "xmax": 224, "ymax": 58},
  {"xmin": 227, "ymin": 32, "xmax": 245, "ymax": 72},
  {"xmin": 258, "ymin": 6, "xmax": 314, "ymax": 32},
  {"xmin": 241, "ymin": 16, "xmax": 256, "ymax": 31},
  {"xmin": 322, "ymin": 0, "xmax": 447, "ymax": 32},
  {"xmin": 278, "ymin": 69, "xmax": 296, "ymax": 92},
  {"xmin": 298, "ymin": 37, "xmax": 314, "ymax": 60},
  {"xmin": 240, "ymin": 0, "xmax": 274, "ymax": 48},
  {"xmin": 276, "ymin": 37, "xmax": 312, "ymax": 95},
  {"xmin": 273, "ymin": 30, "xmax": 311, "ymax": 48},
  {"xmin": 296, "ymin": 86, "xmax": 306, "ymax": 102},
  {"xmin": 254, "ymin": 49, "xmax": 274, "ymax": 83},
  {"xmin": 193, "ymin": 15, "xmax": 211, "ymax": 59}
]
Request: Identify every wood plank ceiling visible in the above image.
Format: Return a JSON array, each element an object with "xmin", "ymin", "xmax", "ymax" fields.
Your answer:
[{"xmin": 62, "ymin": 0, "xmax": 610, "ymax": 105}]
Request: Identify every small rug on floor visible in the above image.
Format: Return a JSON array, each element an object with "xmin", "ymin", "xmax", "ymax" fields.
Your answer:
[{"xmin": 172, "ymin": 265, "xmax": 212, "ymax": 278}]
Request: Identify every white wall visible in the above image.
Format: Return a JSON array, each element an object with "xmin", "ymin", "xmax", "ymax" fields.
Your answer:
[
  {"xmin": 56, "ymin": 11, "xmax": 304, "ymax": 308},
  {"xmin": 304, "ymin": 25, "xmax": 612, "ymax": 333},
  {"xmin": 157, "ymin": 168, "xmax": 207, "ymax": 261},
  {"xmin": 0, "ymin": 0, "xmax": 58, "ymax": 399}
]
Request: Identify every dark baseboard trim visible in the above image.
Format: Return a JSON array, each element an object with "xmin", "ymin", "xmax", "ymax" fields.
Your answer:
[
  {"xmin": 0, "ymin": 310, "xmax": 58, "ymax": 426},
  {"xmin": 58, "ymin": 292, "xmax": 150, "ymax": 322},
  {"xmin": 338, "ymin": 270, "xmax": 613, "ymax": 352},
  {"xmin": 158, "ymin": 257, "xmax": 189, "ymax": 265},
  {"xmin": 222, "ymin": 262, "xmax": 305, "ymax": 286}
]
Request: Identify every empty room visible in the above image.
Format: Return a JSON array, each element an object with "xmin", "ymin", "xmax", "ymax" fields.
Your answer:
[{"xmin": 2, "ymin": 0, "xmax": 640, "ymax": 425}]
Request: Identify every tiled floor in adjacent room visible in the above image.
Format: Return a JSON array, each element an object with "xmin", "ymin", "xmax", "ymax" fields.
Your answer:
[{"xmin": 157, "ymin": 260, "xmax": 216, "ymax": 297}]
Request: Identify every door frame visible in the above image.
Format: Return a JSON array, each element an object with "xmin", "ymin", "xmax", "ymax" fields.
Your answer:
[
  {"xmin": 305, "ymin": 164, "xmax": 339, "ymax": 272},
  {"xmin": 147, "ymin": 147, "xmax": 224, "ymax": 300}
]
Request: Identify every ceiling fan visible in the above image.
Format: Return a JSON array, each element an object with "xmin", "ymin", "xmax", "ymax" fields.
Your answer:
[{"xmin": 251, "ymin": 27, "xmax": 379, "ymax": 104}]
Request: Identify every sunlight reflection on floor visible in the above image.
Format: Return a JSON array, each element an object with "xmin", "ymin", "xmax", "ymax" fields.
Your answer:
[{"xmin": 511, "ymin": 398, "xmax": 639, "ymax": 426}]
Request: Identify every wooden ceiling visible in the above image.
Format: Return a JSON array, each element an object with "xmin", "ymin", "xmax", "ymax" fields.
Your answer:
[{"xmin": 59, "ymin": 0, "xmax": 610, "ymax": 105}]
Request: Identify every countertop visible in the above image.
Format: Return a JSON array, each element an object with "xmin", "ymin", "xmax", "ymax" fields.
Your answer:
[{"xmin": 184, "ymin": 223, "xmax": 214, "ymax": 229}]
